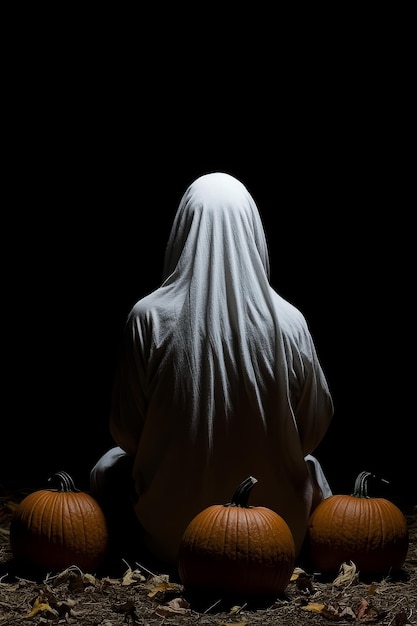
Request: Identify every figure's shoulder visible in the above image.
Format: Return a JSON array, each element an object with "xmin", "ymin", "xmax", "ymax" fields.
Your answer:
[
  {"xmin": 270, "ymin": 290, "xmax": 313, "ymax": 347},
  {"xmin": 129, "ymin": 290, "xmax": 160, "ymax": 318},
  {"xmin": 128, "ymin": 287, "xmax": 173, "ymax": 323},
  {"xmin": 130, "ymin": 292, "xmax": 155, "ymax": 313},
  {"xmin": 270, "ymin": 290, "xmax": 307, "ymax": 326}
]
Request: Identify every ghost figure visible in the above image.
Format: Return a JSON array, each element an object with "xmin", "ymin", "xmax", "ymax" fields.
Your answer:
[{"xmin": 91, "ymin": 172, "xmax": 334, "ymax": 567}]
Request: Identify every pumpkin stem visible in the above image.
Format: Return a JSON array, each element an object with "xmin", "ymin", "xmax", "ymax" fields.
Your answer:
[
  {"xmin": 352, "ymin": 471, "xmax": 372, "ymax": 498},
  {"xmin": 48, "ymin": 471, "xmax": 80, "ymax": 492},
  {"xmin": 353, "ymin": 471, "xmax": 391, "ymax": 498},
  {"xmin": 225, "ymin": 476, "xmax": 258, "ymax": 508}
]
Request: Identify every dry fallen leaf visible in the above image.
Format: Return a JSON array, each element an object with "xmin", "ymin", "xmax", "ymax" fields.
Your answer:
[
  {"xmin": 290, "ymin": 566, "xmax": 308, "ymax": 581},
  {"xmin": 332, "ymin": 560, "xmax": 359, "ymax": 587},
  {"xmin": 338, "ymin": 605, "xmax": 357, "ymax": 619},
  {"xmin": 145, "ymin": 574, "xmax": 183, "ymax": 597},
  {"xmin": 49, "ymin": 565, "xmax": 99, "ymax": 591},
  {"xmin": 155, "ymin": 596, "xmax": 191, "ymax": 617},
  {"xmin": 356, "ymin": 597, "xmax": 387, "ymax": 622},
  {"xmin": 302, "ymin": 601, "xmax": 357, "ymax": 620},
  {"xmin": 24, "ymin": 596, "xmax": 58, "ymax": 619},
  {"xmin": 290, "ymin": 565, "xmax": 315, "ymax": 593},
  {"xmin": 121, "ymin": 565, "xmax": 146, "ymax": 585},
  {"xmin": 301, "ymin": 602, "xmax": 326, "ymax": 614}
]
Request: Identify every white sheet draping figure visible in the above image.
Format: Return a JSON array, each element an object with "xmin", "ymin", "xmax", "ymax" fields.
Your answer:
[{"xmin": 90, "ymin": 172, "xmax": 334, "ymax": 567}]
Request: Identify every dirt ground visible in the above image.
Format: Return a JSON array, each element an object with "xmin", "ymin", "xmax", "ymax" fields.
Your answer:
[{"xmin": 0, "ymin": 485, "xmax": 416, "ymax": 626}]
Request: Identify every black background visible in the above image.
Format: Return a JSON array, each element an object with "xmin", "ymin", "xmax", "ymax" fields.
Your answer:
[{"xmin": 2, "ymin": 12, "xmax": 414, "ymax": 507}]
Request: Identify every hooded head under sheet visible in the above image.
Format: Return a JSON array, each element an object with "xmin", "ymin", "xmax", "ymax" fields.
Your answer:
[{"xmin": 108, "ymin": 172, "xmax": 334, "ymax": 564}]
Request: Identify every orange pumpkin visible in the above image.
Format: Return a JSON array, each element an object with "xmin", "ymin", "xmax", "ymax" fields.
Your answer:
[
  {"xmin": 178, "ymin": 476, "xmax": 295, "ymax": 599},
  {"xmin": 308, "ymin": 471, "xmax": 409, "ymax": 575},
  {"xmin": 10, "ymin": 471, "xmax": 109, "ymax": 572}
]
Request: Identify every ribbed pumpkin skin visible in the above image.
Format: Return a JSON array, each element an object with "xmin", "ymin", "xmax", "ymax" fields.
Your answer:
[
  {"xmin": 10, "ymin": 489, "xmax": 109, "ymax": 572},
  {"xmin": 178, "ymin": 504, "xmax": 295, "ymax": 597},
  {"xmin": 308, "ymin": 494, "xmax": 409, "ymax": 575}
]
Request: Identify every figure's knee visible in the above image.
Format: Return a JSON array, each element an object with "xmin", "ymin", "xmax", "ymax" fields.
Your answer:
[{"xmin": 90, "ymin": 447, "xmax": 134, "ymax": 502}]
